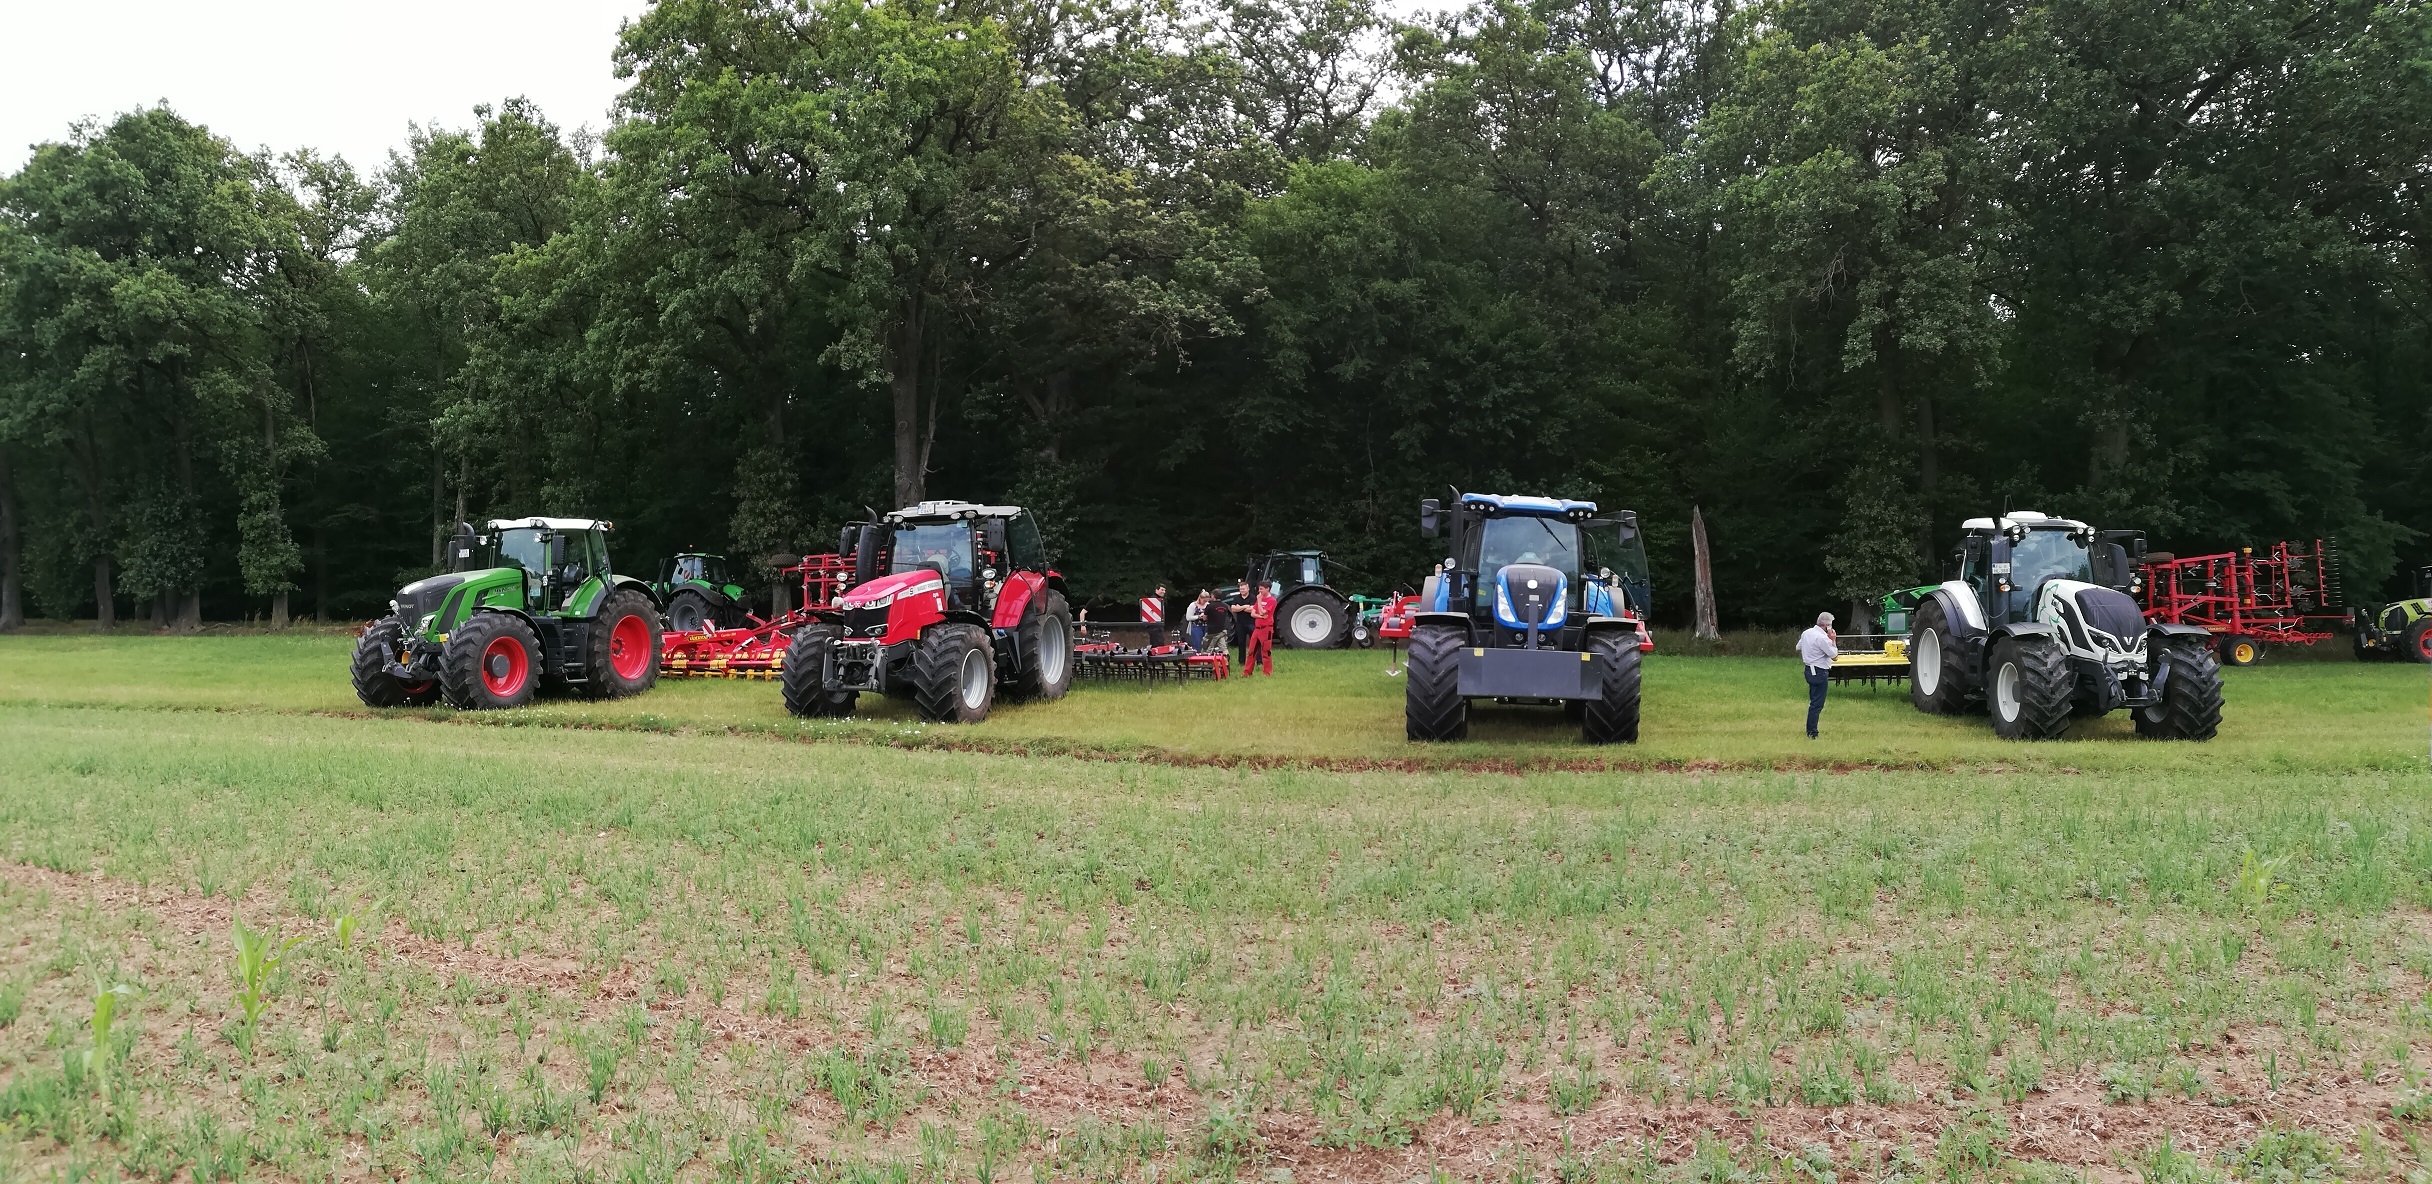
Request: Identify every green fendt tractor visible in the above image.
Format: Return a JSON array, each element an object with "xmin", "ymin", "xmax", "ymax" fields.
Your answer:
[
  {"xmin": 654, "ymin": 552, "xmax": 752, "ymax": 632},
  {"xmin": 2352, "ymin": 565, "xmax": 2432, "ymax": 662},
  {"xmin": 351, "ymin": 517, "xmax": 663, "ymax": 710}
]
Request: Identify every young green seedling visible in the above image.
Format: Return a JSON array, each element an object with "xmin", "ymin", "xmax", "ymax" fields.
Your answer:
[
  {"xmin": 85, "ymin": 983, "xmax": 140, "ymax": 1098},
  {"xmin": 2235, "ymin": 849, "xmax": 2293, "ymax": 913},
  {"xmin": 232, "ymin": 915, "xmax": 307, "ymax": 1031}
]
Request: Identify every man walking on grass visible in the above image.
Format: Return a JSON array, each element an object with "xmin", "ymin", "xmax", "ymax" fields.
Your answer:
[{"xmin": 1798, "ymin": 611, "xmax": 1838, "ymax": 738}]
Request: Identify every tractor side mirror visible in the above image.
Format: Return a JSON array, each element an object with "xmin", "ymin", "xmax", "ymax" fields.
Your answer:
[
  {"xmin": 1617, "ymin": 510, "xmax": 1638, "ymax": 540},
  {"xmin": 837, "ymin": 526, "xmax": 858, "ymax": 558},
  {"xmin": 982, "ymin": 519, "xmax": 1009, "ymax": 558},
  {"xmin": 852, "ymin": 524, "xmax": 882, "ymax": 586},
  {"xmin": 1419, "ymin": 498, "xmax": 1440, "ymax": 538}
]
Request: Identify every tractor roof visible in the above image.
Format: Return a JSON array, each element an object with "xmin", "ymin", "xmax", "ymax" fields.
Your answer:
[
  {"xmin": 487, "ymin": 517, "xmax": 610, "ymax": 532},
  {"xmin": 1460, "ymin": 493, "xmax": 1599, "ymax": 518},
  {"xmin": 886, "ymin": 500, "xmax": 1023, "ymax": 523},
  {"xmin": 1960, "ymin": 512, "xmax": 2091, "ymax": 533}
]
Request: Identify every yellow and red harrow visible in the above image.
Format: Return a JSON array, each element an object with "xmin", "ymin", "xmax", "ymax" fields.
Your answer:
[{"xmin": 657, "ymin": 554, "xmax": 850, "ymax": 679}]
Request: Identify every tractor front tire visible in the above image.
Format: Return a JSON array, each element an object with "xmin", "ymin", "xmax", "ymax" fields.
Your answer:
[
  {"xmin": 441, "ymin": 612, "xmax": 541, "ymax": 710},
  {"xmin": 1009, "ymin": 590, "xmax": 1075, "ymax": 701},
  {"xmin": 914, "ymin": 624, "xmax": 996, "ymax": 724},
  {"xmin": 352, "ymin": 617, "xmax": 440, "ymax": 708},
  {"xmin": 1277, "ymin": 590, "xmax": 1348, "ymax": 649},
  {"xmin": 666, "ymin": 589, "xmax": 717, "ymax": 633},
  {"xmin": 2135, "ymin": 642, "xmax": 2224, "ymax": 741},
  {"xmin": 1581, "ymin": 632, "xmax": 1641, "ymax": 745},
  {"xmin": 1405, "ymin": 623, "xmax": 1468, "ymax": 741},
  {"xmin": 1908, "ymin": 598, "xmax": 1970, "ymax": 715},
  {"xmin": 1987, "ymin": 637, "xmax": 2072, "ymax": 740},
  {"xmin": 585, "ymin": 589, "xmax": 662, "ymax": 699},
  {"xmin": 780, "ymin": 625, "xmax": 858, "ymax": 717},
  {"xmin": 2407, "ymin": 619, "xmax": 2432, "ymax": 664}
]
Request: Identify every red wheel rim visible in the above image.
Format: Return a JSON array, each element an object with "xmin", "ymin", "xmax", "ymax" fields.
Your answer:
[
  {"xmin": 2417, "ymin": 632, "xmax": 2432, "ymax": 661},
  {"xmin": 481, "ymin": 634, "xmax": 529, "ymax": 697},
  {"xmin": 609, "ymin": 614, "xmax": 651, "ymax": 681},
  {"xmin": 401, "ymin": 680, "xmax": 435, "ymax": 695}
]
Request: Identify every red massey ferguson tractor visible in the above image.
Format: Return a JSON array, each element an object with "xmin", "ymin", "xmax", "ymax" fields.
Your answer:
[{"xmin": 780, "ymin": 501, "xmax": 1075, "ymax": 723}]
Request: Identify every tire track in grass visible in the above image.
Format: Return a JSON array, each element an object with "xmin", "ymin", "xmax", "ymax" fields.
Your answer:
[{"xmin": 7, "ymin": 858, "xmax": 2417, "ymax": 1180}]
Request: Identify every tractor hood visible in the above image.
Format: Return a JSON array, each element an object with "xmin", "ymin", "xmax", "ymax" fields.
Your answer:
[
  {"xmin": 2039, "ymin": 579, "xmax": 2148, "ymax": 669},
  {"xmin": 392, "ymin": 573, "xmax": 468, "ymax": 624},
  {"xmin": 839, "ymin": 569, "xmax": 945, "ymax": 610}
]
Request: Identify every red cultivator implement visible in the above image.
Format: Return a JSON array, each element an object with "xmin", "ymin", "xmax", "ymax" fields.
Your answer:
[
  {"xmin": 2137, "ymin": 539, "xmax": 2345, "ymax": 666},
  {"xmin": 658, "ymin": 554, "xmax": 852, "ymax": 679},
  {"xmin": 1073, "ymin": 626, "xmax": 1229, "ymax": 682}
]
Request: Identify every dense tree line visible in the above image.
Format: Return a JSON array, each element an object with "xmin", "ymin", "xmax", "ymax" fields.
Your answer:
[{"xmin": 4, "ymin": 0, "xmax": 2427, "ymax": 631}]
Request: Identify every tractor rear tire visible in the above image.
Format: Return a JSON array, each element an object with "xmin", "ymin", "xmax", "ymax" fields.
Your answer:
[
  {"xmin": 2407, "ymin": 618, "xmax": 2432, "ymax": 664},
  {"xmin": 1987, "ymin": 637, "xmax": 2072, "ymax": 740},
  {"xmin": 781, "ymin": 625, "xmax": 858, "ymax": 717},
  {"xmin": 1278, "ymin": 590, "xmax": 1348, "ymax": 649},
  {"xmin": 1908, "ymin": 598, "xmax": 1970, "ymax": 716},
  {"xmin": 585, "ymin": 589, "xmax": 661, "ymax": 699},
  {"xmin": 1009, "ymin": 590, "xmax": 1074, "ymax": 701},
  {"xmin": 2222, "ymin": 636, "xmax": 2263, "ymax": 667},
  {"xmin": 914, "ymin": 624, "xmax": 996, "ymax": 724},
  {"xmin": 352, "ymin": 617, "xmax": 441, "ymax": 708},
  {"xmin": 441, "ymin": 612, "xmax": 541, "ymax": 710},
  {"xmin": 666, "ymin": 589, "xmax": 717, "ymax": 633},
  {"xmin": 1405, "ymin": 623, "xmax": 1468, "ymax": 741},
  {"xmin": 1581, "ymin": 632, "xmax": 1642, "ymax": 745},
  {"xmin": 2135, "ymin": 642, "xmax": 2223, "ymax": 740}
]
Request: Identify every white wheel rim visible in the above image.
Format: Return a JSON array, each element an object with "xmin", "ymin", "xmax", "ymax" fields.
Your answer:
[
  {"xmin": 1916, "ymin": 629, "xmax": 1940, "ymax": 694},
  {"xmin": 1291, "ymin": 604, "xmax": 1331, "ymax": 644},
  {"xmin": 1995, "ymin": 660, "xmax": 2020, "ymax": 720},
  {"xmin": 1040, "ymin": 616, "xmax": 1068, "ymax": 684},
  {"xmin": 960, "ymin": 646, "xmax": 989, "ymax": 710}
]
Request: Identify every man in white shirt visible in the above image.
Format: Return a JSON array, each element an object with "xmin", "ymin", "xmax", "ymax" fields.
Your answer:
[{"xmin": 1797, "ymin": 611, "xmax": 1839, "ymax": 738}]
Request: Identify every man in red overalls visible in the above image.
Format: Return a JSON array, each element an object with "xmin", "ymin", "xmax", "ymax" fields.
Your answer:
[{"xmin": 1245, "ymin": 581, "xmax": 1277, "ymax": 676}]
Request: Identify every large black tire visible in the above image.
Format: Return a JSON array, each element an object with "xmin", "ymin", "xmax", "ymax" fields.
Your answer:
[
  {"xmin": 666, "ymin": 589, "xmax": 717, "ymax": 633},
  {"xmin": 441, "ymin": 612, "xmax": 542, "ymax": 710},
  {"xmin": 1277, "ymin": 590, "xmax": 1349, "ymax": 649},
  {"xmin": 2407, "ymin": 618, "xmax": 2432, "ymax": 664},
  {"xmin": 584, "ymin": 589, "xmax": 661, "ymax": 699},
  {"xmin": 1405, "ymin": 623, "xmax": 1468, "ymax": 741},
  {"xmin": 1987, "ymin": 636, "xmax": 2073, "ymax": 740},
  {"xmin": 1009, "ymin": 590, "xmax": 1075, "ymax": 701},
  {"xmin": 1908, "ymin": 597, "xmax": 1970, "ymax": 715},
  {"xmin": 1581, "ymin": 632, "xmax": 1642, "ymax": 745},
  {"xmin": 780, "ymin": 624, "xmax": 858, "ymax": 717},
  {"xmin": 2135, "ymin": 642, "xmax": 2223, "ymax": 740},
  {"xmin": 351, "ymin": 617, "xmax": 441, "ymax": 708},
  {"xmin": 914, "ymin": 624, "xmax": 996, "ymax": 724}
]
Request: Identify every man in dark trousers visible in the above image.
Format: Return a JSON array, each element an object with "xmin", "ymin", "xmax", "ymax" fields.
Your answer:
[
  {"xmin": 1798, "ymin": 611, "xmax": 1839, "ymax": 738},
  {"xmin": 1227, "ymin": 580, "xmax": 1254, "ymax": 669}
]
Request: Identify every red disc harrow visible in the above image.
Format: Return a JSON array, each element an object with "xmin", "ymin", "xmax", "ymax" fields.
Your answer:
[
  {"xmin": 2137, "ymin": 538, "xmax": 2345, "ymax": 659},
  {"xmin": 658, "ymin": 554, "xmax": 852, "ymax": 679}
]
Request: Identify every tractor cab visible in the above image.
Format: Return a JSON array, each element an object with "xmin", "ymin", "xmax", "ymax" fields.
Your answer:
[
  {"xmin": 839, "ymin": 501, "xmax": 1051, "ymax": 618},
  {"xmin": 1246, "ymin": 551, "xmax": 1328, "ymax": 600},
  {"xmin": 1951, "ymin": 513, "xmax": 2142, "ymax": 626}
]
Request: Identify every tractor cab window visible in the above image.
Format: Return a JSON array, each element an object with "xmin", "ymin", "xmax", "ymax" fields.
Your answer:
[
  {"xmin": 673, "ymin": 555, "xmax": 721, "ymax": 584},
  {"xmin": 892, "ymin": 523, "xmax": 975, "ymax": 582},
  {"xmin": 1007, "ymin": 513, "xmax": 1046, "ymax": 573},
  {"xmin": 2010, "ymin": 530, "xmax": 2092, "ymax": 592},
  {"xmin": 1478, "ymin": 516, "xmax": 1582, "ymax": 582},
  {"xmin": 1958, "ymin": 538, "xmax": 1989, "ymax": 587},
  {"xmin": 493, "ymin": 528, "xmax": 549, "ymax": 575},
  {"xmin": 1586, "ymin": 519, "xmax": 1652, "ymax": 614},
  {"xmin": 1297, "ymin": 556, "xmax": 1322, "ymax": 588}
]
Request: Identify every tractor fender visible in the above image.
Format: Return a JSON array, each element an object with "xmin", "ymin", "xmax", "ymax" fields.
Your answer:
[
  {"xmin": 463, "ymin": 604, "xmax": 541, "ymax": 635},
  {"xmin": 609, "ymin": 574, "xmax": 657, "ymax": 609},
  {"xmin": 1989, "ymin": 622, "xmax": 2058, "ymax": 643},
  {"xmin": 1925, "ymin": 582, "xmax": 1985, "ymax": 637},
  {"xmin": 2146, "ymin": 623, "xmax": 2211, "ymax": 643},
  {"xmin": 1411, "ymin": 611, "xmax": 1474, "ymax": 642},
  {"xmin": 1583, "ymin": 616, "xmax": 1653, "ymax": 654},
  {"xmin": 991, "ymin": 571, "xmax": 1046, "ymax": 630}
]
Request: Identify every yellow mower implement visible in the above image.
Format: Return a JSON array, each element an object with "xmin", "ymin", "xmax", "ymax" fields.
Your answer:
[{"xmin": 1830, "ymin": 639, "xmax": 1908, "ymax": 685}]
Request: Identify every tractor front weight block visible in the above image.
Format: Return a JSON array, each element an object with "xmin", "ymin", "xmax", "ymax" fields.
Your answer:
[{"xmin": 1456, "ymin": 646, "xmax": 1608, "ymax": 700}]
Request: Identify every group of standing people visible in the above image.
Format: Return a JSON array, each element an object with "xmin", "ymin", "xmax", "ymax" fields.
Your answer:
[{"xmin": 1143, "ymin": 582, "xmax": 1277, "ymax": 676}]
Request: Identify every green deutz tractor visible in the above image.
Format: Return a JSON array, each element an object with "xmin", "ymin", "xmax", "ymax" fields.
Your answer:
[
  {"xmin": 351, "ymin": 517, "xmax": 663, "ymax": 709},
  {"xmin": 2352, "ymin": 565, "xmax": 2432, "ymax": 662},
  {"xmin": 655, "ymin": 552, "xmax": 753, "ymax": 632}
]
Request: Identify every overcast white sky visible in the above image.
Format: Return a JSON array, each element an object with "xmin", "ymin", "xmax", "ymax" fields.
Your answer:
[{"xmin": 1, "ymin": 0, "xmax": 650, "ymax": 175}]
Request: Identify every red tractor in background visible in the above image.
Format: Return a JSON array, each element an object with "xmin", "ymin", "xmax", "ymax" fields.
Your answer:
[
  {"xmin": 2137, "ymin": 539, "xmax": 2346, "ymax": 666},
  {"xmin": 782, "ymin": 501, "xmax": 1075, "ymax": 723}
]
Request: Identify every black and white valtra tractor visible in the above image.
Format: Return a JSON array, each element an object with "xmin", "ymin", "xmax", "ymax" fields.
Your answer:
[{"xmin": 1908, "ymin": 512, "xmax": 2224, "ymax": 741}]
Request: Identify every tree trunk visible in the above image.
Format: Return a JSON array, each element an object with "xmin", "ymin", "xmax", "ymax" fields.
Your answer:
[
  {"xmin": 149, "ymin": 596, "xmax": 166, "ymax": 630},
  {"xmin": 178, "ymin": 588, "xmax": 201, "ymax": 633},
  {"xmin": 0, "ymin": 445, "xmax": 20, "ymax": 631},
  {"xmin": 1691, "ymin": 505, "xmax": 1720, "ymax": 641},
  {"xmin": 889, "ymin": 294, "xmax": 927, "ymax": 508},
  {"xmin": 271, "ymin": 590, "xmax": 290, "ymax": 629},
  {"xmin": 94, "ymin": 558, "xmax": 116, "ymax": 633},
  {"xmin": 174, "ymin": 395, "xmax": 200, "ymax": 633},
  {"xmin": 313, "ymin": 526, "xmax": 327, "ymax": 622}
]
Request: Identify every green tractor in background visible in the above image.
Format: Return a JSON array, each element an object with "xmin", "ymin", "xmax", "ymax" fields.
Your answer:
[
  {"xmin": 2352, "ymin": 565, "xmax": 2432, "ymax": 662},
  {"xmin": 654, "ymin": 552, "xmax": 753, "ymax": 632},
  {"xmin": 351, "ymin": 517, "xmax": 663, "ymax": 709}
]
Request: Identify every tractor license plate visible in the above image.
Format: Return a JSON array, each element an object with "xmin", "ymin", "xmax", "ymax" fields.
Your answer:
[{"xmin": 1457, "ymin": 647, "xmax": 1603, "ymax": 700}]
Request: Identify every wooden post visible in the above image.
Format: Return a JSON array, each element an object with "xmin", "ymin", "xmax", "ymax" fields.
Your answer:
[{"xmin": 1692, "ymin": 505, "xmax": 1720, "ymax": 641}]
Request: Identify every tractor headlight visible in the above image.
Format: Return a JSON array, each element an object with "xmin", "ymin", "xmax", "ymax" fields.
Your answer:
[{"xmin": 418, "ymin": 613, "xmax": 436, "ymax": 633}]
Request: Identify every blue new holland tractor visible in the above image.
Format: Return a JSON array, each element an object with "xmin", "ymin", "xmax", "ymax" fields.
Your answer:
[{"xmin": 1404, "ymin": 492, "xmax": 1653, "ymax": 744}]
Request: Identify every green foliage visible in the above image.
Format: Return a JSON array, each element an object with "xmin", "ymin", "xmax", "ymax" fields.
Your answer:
[{"xmin": 228, "ymin": 915, "xmax": 304, "ymax": 1031}]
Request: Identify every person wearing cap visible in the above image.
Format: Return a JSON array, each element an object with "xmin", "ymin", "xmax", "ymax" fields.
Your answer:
[{"xmin": 1797, "ymin": 611, "xmax": 1839, "ymax": 739}]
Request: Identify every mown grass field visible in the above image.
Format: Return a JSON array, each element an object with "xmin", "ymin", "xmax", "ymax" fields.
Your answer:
[{"xmin": 3, "ymin": 632, "xmax": 2432, "ymax": 1183}]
